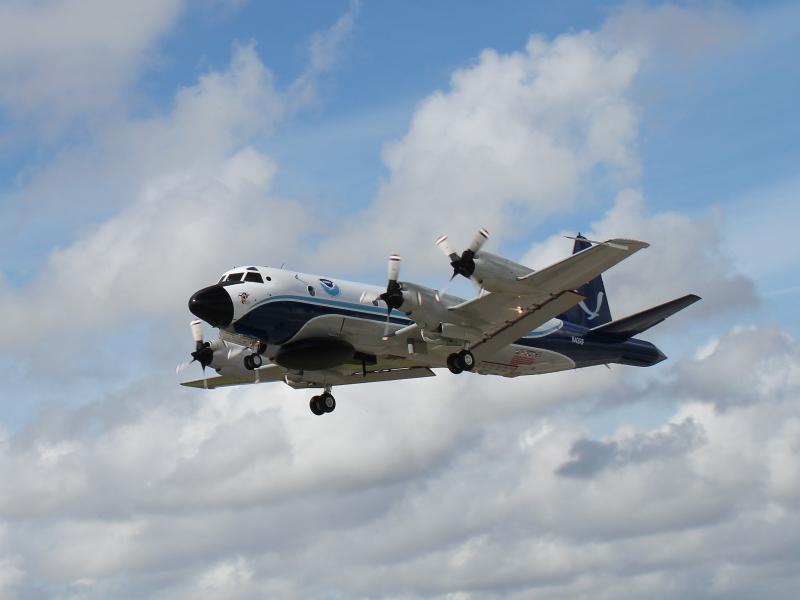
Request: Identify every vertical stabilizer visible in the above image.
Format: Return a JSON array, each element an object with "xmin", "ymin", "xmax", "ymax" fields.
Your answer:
[{"xmin": 558, "ymin": 233, "xmax": 613, "ymax": 327}]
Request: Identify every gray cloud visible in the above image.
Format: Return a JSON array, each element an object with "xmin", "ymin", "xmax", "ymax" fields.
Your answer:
[
  {"xmin": 556, "ymin": 418, "xmax": 706, "ymax": 478},
  {"xmin": 0, "ymin": 0, "xmax": 184, "ymax": 130}
]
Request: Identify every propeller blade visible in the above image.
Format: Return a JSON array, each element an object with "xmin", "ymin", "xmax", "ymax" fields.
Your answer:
[
  {"xmin": 467, "ymin": 228, "xmax": 490, "ymax": 254},
  {"xmin": 360, "ymin": 290, "xmax": 381, "ymax": 305},
  {"xmin": 227, "ymin": 345, "xmax": 245, "ymax": 360},
  {"xmin": 387, "ymin": 254, "xmax": 402, "ymax": 282},
  {"xmin": 437, "ymin": 272, "xmax": 458, "ymax": 297},
  {"xmin": 191, "ymin": 319, "xmax": 203, "ymax": 350},
  {"xmin": 435, "ymin": 234, "xmax": 458, "ymax": 260},
  {"xmin": 382, "ymin": 308, "xmax": 392, "ymax": 339},
  {"xmin": 176, "ymin": 360, "xmax": 194, "ymax": 374},
  {"xmin": 470, "ymin": 276, "xmax": 485, "ymax": 296}
]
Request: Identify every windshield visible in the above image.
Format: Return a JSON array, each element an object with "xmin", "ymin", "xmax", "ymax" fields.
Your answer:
[{"xmin": 218, "ymin": 272, "xmax": 244, "ymax": 283}]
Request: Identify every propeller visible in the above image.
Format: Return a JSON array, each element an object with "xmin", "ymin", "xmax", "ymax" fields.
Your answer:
[
  {"xmin": 378, "ymin": 254, "xmax": 404, "ymax": 338},
  {"xmin": 176, "ymin": 319, "xmax": 214, "ymax": 388},
  {"xmin": 435, "ymin": 228, "xmax": 490, "ymax": 293}
]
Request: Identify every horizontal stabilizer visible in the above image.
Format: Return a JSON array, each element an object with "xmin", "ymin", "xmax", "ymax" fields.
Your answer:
[{"xmin": 588, "ymin": 294, "xmax": 701, "ymax": 340}]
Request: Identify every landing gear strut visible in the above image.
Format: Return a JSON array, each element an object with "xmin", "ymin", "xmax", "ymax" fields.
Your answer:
[
  {"xmin": 447, "ymin": 349, "xmax": 475, "ymax": 374},
  {"xmin": 309, "ymin": 391, "xmax": 336, "ymax": 415}
]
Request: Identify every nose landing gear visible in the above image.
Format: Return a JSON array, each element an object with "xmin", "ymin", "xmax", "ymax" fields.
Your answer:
[{"xmin": 310, "ymin": 391, "xmax": 336, "ymax": 415}]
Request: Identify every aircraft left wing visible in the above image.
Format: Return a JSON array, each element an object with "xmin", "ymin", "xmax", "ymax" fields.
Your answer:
[
  {"xmin": 447, "ymin": 238, "xmax": 649, "ymax": 358},
  {"xmin": 450, "ymin": 290, "xmax": 583, "ymax": 359}
]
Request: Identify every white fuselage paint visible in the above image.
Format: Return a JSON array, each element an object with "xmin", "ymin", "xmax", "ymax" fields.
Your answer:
[{"xmin": 217, "ymin": 266, "xmax": 575, "ymax": 378}]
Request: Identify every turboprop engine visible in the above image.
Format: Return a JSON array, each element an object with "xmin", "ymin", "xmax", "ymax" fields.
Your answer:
[
  {"xmin": 176, "ymin": 320, "xmax": 262, "ymax": 385},
  {"xmin": 435, "ymin": 229, "xmax": 539, "ymax": 294},
  {"xmin": 360, "ymin": 255, "xmax": 452, "ymax": 333}
]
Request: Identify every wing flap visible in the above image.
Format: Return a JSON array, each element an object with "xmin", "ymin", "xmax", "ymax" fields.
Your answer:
[{"xmin": 468, "ymin": 290, "xmax": 583, "ymax": 359}]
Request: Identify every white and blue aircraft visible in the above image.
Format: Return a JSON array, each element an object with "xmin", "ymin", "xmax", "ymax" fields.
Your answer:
[{"xmin": 179, "ymin": 231, "xmax": 699, "ymax": 415}]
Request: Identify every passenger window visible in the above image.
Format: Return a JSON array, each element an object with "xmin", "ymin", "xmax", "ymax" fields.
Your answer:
[
  {"xmin": 307, "ymin": 285, "xmax": 316, "ymax": 296},
  {"xmin": 244, "ymin": 272, "xmax": 263, "ymax": 283}
]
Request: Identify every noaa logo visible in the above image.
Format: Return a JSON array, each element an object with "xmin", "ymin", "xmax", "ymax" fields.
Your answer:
[
  {"xmin": 578, "ymin": 291, "xmax": 605, "ymax": 320},
  {"xmin": 319, "ymin": 278, "xmax": 340, "ymax": 296}
]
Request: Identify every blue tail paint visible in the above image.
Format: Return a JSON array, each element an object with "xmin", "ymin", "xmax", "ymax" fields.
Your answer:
[{"xmin": 558, "ymin": 233, "xmax": 613, "ymax": 328}]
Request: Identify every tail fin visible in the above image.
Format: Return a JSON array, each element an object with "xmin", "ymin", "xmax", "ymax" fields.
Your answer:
[
  {"xmin": 558, "ymin": 233, "xmax": 613, "ymax": 327},
  {"xmin": 588, "ymin": 294, "xmax": 701, "ymax": 341}
]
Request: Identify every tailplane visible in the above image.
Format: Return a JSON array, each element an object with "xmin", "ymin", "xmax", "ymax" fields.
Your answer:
[
  {"xmin": 588, "ymin": 294, "xmax": 701, "ymax": 341},
  {"xmin": 558, "ymin": 234, "xmax": 613, "ymax": 327}
]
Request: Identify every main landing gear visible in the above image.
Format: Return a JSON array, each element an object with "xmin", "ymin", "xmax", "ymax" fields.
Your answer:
[
  {"xmin": 447, "ymin": 349, "xmax": 475, "ymax": 375},
  {"xmin": 243, "ymin": 353, "xmax": 263, "ymax": 370},
  {"xmin": 310, "ymin": 391, "xmax": 336, "ymax": 416}
]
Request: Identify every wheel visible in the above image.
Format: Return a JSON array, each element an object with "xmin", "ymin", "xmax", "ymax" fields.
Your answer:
[
  {"xmin": 250, "ymin": 353, "xmax": 262, "ymax": 368},
  {"xmin": 457, "ymin": 349, "xmax": 475, "ymax": 372},
  {"xmin": 321, "ymin": 392, "xmax": 336, "ymax": 413},
  {"xmin": 447, "ymin": 353, "xmax": 463, "ymax": 375},
  {"xmin": 244, "ymin": 355, "xmax": 253, "ymax": 370},
  {"xmin": 310, "ymin": 395, "xmax": 325, "ymax": 415}
]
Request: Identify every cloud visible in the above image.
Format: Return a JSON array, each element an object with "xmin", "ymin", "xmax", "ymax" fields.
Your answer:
[
  {"xmin": 666, "ymin": 325, "xmax": 799, "ymax": 409},
  {"xmin": 0, "ymin": 44, "xmax": 309, "ymax": 346},
  {"xmin": 521, "ymin": 188, "xmax": 758, "ymax": 319},
  {"xmin": 1, "ymin": 325, "xmax": 799, "ymax": 598},
  {"xmin": 601, "ymin": 3, "xmax": 745, "ymax": 63},
  {"xmin": 1, "ymin": 3, "xmax": 796, "ymax": 599},
  {"xmin": 0, "ymin": 0, "xmax": 363, "ymax": 347},
  {"xmin": 556, "ymin": 418, "xmax": 706, "ymax": 478},
  {"xmin": 313, "ymin": 27, "xmax": 642, "ymax": 272},
  {"xmin": 0, "ymin": 0, "xmax": 184, "ymax": 130},
  {"xmin": 289, "ymin": 0, "xmax": 361, "ymax": 108}
]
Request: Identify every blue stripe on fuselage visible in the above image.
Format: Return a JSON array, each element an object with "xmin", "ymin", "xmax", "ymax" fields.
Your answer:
[{"xmin": 233, "ymin": 296, "xmax": 665, "ymax": 368}]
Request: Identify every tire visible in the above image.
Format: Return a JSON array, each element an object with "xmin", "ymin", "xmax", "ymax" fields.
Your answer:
[
  {"xmin": 457, "ymin": 350, "xmax": 475, "ymax": 372},
  {"xmin": 250, "ymin": 353, "xmax": 262, "ymax": 368},
  {"xmin": 321, "ymin": 393, "xmax": 336, "ymax": 413},
  {"xmin": 447, "ymin": 353, "xmax": 463, "ymax": 375},
  {"xmin": 310, "ymin": 396, "xmax": 325, "ymax": 415},
  {"xmin": 244, "ymin": 355, "xmax": 253, "ymax": 370}
]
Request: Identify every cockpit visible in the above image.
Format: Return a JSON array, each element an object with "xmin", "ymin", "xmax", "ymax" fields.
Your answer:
[{"xmin": 218, "ymin": 267, "xmax": 266, "ymax": 284}]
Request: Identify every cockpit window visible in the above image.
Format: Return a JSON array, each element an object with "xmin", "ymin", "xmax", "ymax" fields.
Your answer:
[
  {"xmin": 244, "ymin": 272, "xmax": 263, "ymax": 283},
  {"xmin": 225, "ymin": 272, "xmax": 244, "ymax": 282}
]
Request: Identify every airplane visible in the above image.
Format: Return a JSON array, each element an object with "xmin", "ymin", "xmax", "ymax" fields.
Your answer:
[{"xmin": 178, "ymin": 231, "xmax": 700, "ymax": 415}]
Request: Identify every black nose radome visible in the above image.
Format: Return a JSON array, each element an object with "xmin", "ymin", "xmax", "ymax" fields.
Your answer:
[{"xmin": 189, "ymin": 285, "xmax": 233, "ymax": 328}]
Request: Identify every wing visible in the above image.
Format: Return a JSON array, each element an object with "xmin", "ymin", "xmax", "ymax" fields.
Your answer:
[
  {"xmin": 180, "ymin": 360, "xmax": 435, "ymax": 390},
  {"xmin": 515, "ymin": 237, "xmax": 649, "ymax": 291},
  {"xmin": 449, "ymin": 238, "xmax": 649, "ymax": 358},
  {"xmin": 451, "ymin": 290, "xmax": 583, "ymax": 359}
]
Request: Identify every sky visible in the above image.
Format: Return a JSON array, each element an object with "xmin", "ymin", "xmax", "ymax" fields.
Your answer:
[{"xmin": 0, "ymin": 1, "xmax": 799, "ymax": 598}]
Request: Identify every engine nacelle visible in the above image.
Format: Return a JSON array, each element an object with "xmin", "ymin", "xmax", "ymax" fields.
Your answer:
[
  {"xmin": 471, "ymin": 251, "xmax": 536, "ymax": 294},
  {"xmin": 205, "ymin": 339, "xmax": 256, "ymax": 374},
  {"xmin": 397, "ymin": 282, "xmax": 451, "ymax": 329}
]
